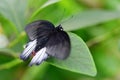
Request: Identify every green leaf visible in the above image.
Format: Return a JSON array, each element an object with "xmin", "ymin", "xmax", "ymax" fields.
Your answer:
[
  {"xmin": 0, "ymin": 48, "xmax": 21, "ymax": 70},
  {"xmin": 29, "ymin": 0, "xmax": 60, "ymax": 21},
  {"xmin": 0, "ymin": 59, "xmax": 22, "ymax": 70},
  {"xmin": 27, "ymin": 0, "xmax": 47, "ymax": 16},
  {"xmin": 48, "ymin": 32, "xmax": 97, "ymax": 76},
  {"xmin": 40, "ymin": 0, "xmax": 60, "ymax": 9},
  {"xmin": 21, "ymin": 63, "xmax": 49, "ymax": 80},
  {"xmin": 8, "ymin": 31, "xmax": 27, "ymax": 52},
  {"xmin": 62, "ymin": 10, "xmax": 120, "ymax": 31},
  {"xmin": 0, "ymin": 0, "xmax": 27, "ymax": 32},
  {"xmin": 0, "ymin": 62, "xmax": 23, "ymax": 80},
  {"xmin": 0, "ymin": 15, "xmax": 19, "ymax": 36},
  {"xmin": 0, "ymin": 48, "xmax": 17, "ymax": 58}
]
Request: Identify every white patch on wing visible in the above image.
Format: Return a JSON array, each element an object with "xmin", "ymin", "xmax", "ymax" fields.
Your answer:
[
  {"xmin": 35, "ymin": 50, "xmax": 48, "ymax": 65},
  {"xmin": 29, "ymin": 47, "xmax": 47, "ymax": 66},
  {"xmin": 20, "ymin": 39, "xmax": 37, "ymax": 60}
]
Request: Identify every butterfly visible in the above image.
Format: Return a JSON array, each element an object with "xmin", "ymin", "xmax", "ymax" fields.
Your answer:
[{"xmin": 20, "ymin": 20, "xmax": 71, "ymax": 66}]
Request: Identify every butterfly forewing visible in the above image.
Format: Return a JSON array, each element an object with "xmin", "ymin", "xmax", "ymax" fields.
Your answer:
[
  {"xmin": 25, "ymin": 20, "xmax": 55, "ymax": 40},
  {"xmin": 45, "ymin": 31, "xmax": 71, "ymax": 60}
]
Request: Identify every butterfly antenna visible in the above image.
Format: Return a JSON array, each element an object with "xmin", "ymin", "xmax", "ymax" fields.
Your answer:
[
  {"xmin": 61, "ymin": 14, "xmax": 74, "ymax": 25},
  {"xmin": 58, "ymin": 8, "xmax": 65, "ymax": 25}
]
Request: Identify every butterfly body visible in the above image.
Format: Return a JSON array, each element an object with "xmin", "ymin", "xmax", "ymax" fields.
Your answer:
[{"xmin": 20, "ymin": 20, "xmax": 71, "ymax": 66}]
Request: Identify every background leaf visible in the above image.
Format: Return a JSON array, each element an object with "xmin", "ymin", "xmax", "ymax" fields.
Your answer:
[
  {"xmin": 62, "ymin": 10, "xmax": 120, "ymax": 31},
  {"xmin": 21, "ymin": 63, "xmax": 49, "ymax": 80},
  {"xmin": 29, "ymin": 0, "xmax": 60, "ymax": 22},
  {"xmin": 0, "ymin": 15, "xmax": 19, "ymax": 37},
  {"xmin": 0, "ymin": 0, "xmax": 27, "ymax": 32}
]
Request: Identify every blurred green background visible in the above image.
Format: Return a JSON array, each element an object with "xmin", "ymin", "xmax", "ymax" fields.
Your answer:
[{"xmin": 1, "ymin": 0, "xmax": 120, "ymax": 80}]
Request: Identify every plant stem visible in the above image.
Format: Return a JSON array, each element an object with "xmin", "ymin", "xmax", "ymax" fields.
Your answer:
[
  {"xmin": 7, "ymin": 31, "xmax": 26, "ymax": 48},
  {"xmin": 87, "ymin": 26, "xmax": 120, "ymax": 47},
  {"xmin": 0, "ymin": 59, "xmax": 22, "ymax": 70}
]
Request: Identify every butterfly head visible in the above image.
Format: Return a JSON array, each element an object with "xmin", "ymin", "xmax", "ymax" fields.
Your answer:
[{"xmin": 56, "ymin": 24, "xmax": 63, "ymax": 31}]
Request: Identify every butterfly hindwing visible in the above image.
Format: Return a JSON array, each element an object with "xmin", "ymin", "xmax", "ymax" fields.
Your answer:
[
  {"xmin": 45, "ymin": 31, "xmax": 71, "ymax": 60},
  {"xmin": 25, "ymin": 20, "xmax": 55, "ymax": 40}
]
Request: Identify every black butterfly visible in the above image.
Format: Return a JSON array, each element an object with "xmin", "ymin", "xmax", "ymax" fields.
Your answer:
[{"xmin": 20, "ymin": 20, "xmax": 71, "ymax": 66}]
